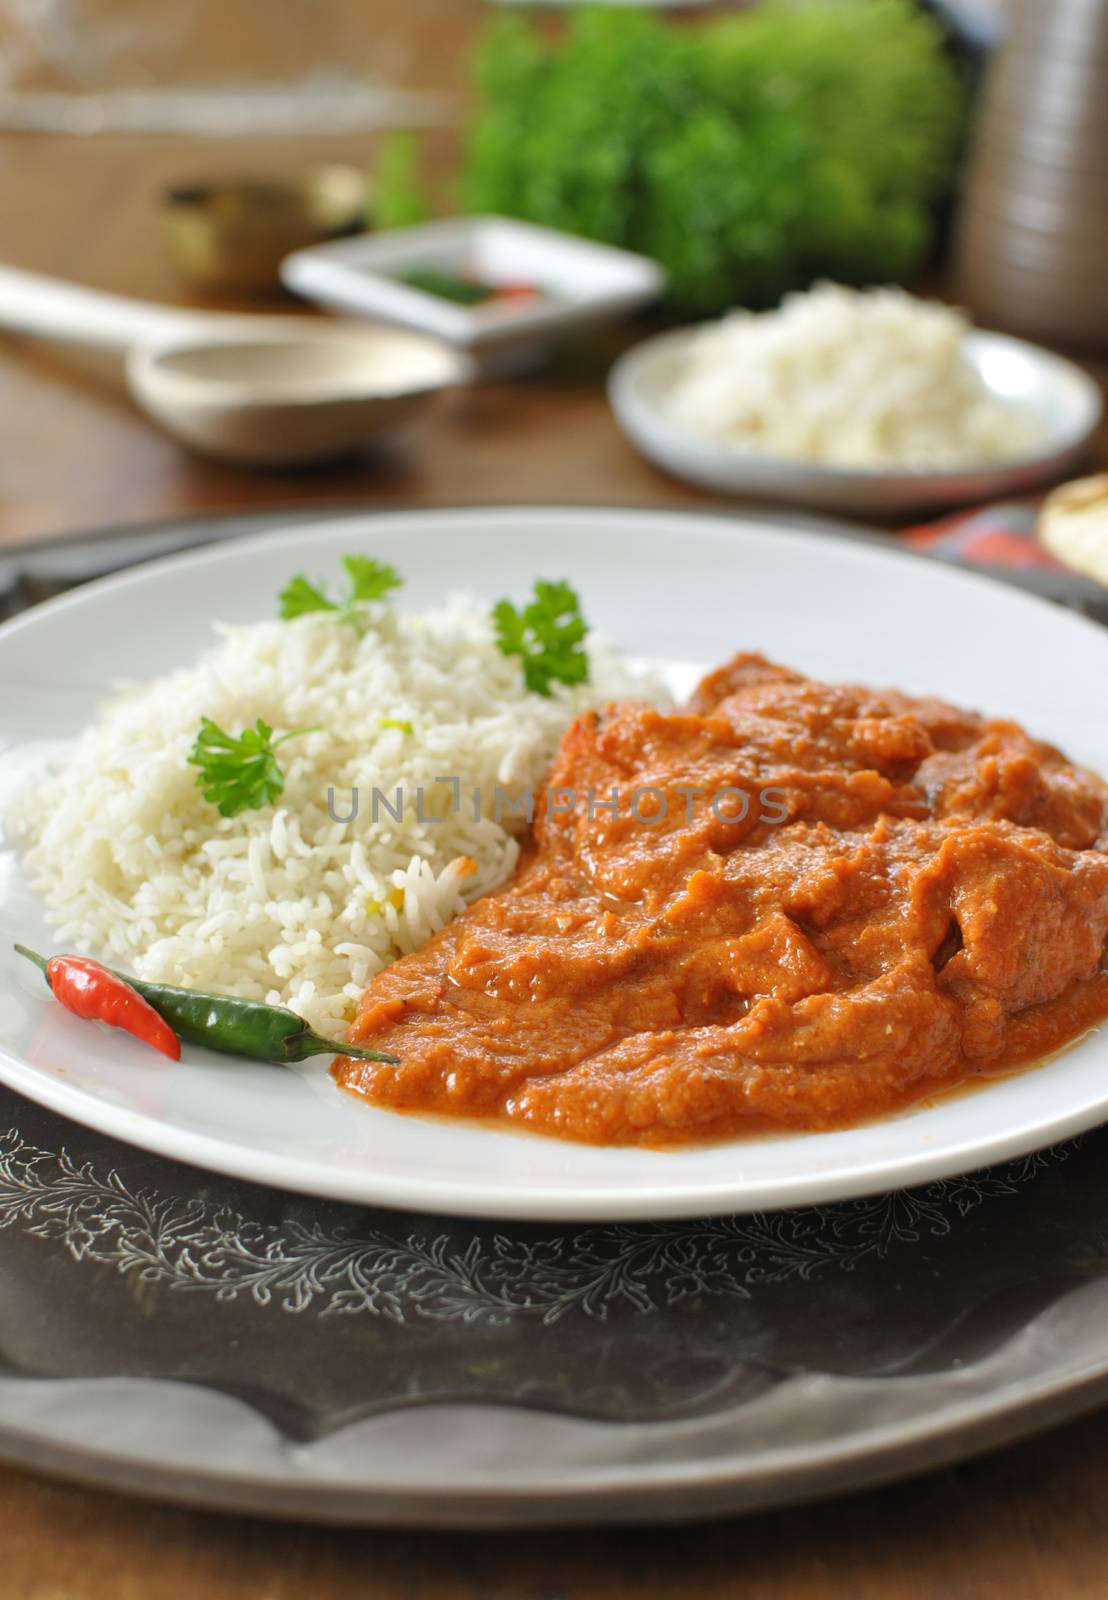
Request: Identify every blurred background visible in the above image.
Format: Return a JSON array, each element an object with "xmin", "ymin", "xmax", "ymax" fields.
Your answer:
[{"xmin": 1, "ymin": 0, "xmax": 1106, "ymax": 553}]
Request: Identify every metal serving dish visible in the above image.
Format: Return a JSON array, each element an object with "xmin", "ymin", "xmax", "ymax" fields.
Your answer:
[{"xmin": 161, "ymin": 166, "xmax": 368, "ymax": 295}]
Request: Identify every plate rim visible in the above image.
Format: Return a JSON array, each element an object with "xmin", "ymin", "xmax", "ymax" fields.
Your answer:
[
  {"xmin": 4, "ymin": 496, "xmax": 1107, "ymax": 648},
  {"xmin": 2, "ymin": 1035, "xmax": 1108, "ymax": 1222}
]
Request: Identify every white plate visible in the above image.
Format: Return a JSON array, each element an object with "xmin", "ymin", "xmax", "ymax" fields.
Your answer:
[
  {"xmin": 608, "ymin": 327, "xmax": 1104, "ymax": 515},
  {"xmin": 1, "ymin": 506, "xmax": 1107, "ymax": 1221}
]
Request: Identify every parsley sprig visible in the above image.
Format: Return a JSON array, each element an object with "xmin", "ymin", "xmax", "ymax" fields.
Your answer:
[
  {"xmin": 493, "ymin": 579, "xmax": 590, "ymax": 697},
  {"xmin": 279, "ymin": 556, "xmax": 403, "ymax": 631},
  {"xmin": 189, "ymin": 718, "xmax": 320, "ymax": 819}
]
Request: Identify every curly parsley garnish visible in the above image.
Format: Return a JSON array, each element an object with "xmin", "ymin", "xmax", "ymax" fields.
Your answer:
[
  {"xmin": 279, "ymin": 556, "xmax": 403, "ymax": 631},
  {"xmin": 189, "ymin": 717, "xmax": 320, "ymax": 819},
  {"xmin": 493, "ymin": 579, "xmax": 590, "ymax": 697}
]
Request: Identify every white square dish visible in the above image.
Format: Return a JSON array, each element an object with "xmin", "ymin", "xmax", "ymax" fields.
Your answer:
[{"xmin": 281, "ymin": 215, "xmax": 666, "ymax": 364}]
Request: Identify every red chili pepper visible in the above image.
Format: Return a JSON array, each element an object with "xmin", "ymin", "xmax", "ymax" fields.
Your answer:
[{"xmin": 39, "ymin": 952, "xmax": 181, "ymax": 1061}]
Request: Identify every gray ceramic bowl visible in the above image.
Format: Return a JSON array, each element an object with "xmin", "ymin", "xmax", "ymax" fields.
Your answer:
[{"xmin": 608, "ymin": 325, "xmax": 1103, "ymax": 515}]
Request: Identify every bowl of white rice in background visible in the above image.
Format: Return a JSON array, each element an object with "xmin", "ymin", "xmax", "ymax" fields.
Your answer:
[
  {"xmin": 609, "ymin": 283, "xmax": 1102, "ymax": 515},
  {"xmin": 6, "ymin": 596, "xmax": 658, "ymax": 1040}
]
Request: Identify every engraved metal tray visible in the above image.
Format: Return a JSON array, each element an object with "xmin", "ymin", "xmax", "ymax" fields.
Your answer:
[
  {"xmin": 3, "ymin": 1089, "xmax": 1108, "ymax": 1526},
  {"xmin": 1, "ymin": 508, "xmax": 1107, "ymax": 1525}
]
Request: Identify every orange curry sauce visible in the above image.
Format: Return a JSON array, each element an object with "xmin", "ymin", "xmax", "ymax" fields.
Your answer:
[{"xmin": 334, "ymin": 655, "xmax": 1108, "ymax": 1146}]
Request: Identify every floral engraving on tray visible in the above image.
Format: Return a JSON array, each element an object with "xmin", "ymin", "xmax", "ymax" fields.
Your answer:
[{"xmin": 0, "ymin": 1130, "xmax": 1073, "ymax": 1325}]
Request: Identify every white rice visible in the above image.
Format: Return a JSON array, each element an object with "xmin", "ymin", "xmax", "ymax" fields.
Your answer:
[
  {"xmin": 7, "ymin": 596, "xmax": 654, "ymax": 1037},
  {"xmin": 665, "ymin": 282, "xmax": 1043, "ymax": 470}
]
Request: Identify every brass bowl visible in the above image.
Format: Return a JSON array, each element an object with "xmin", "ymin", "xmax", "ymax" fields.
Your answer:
[{"xmin": 161, "ymin": 166, "xmax": 368, "ymax": 295}]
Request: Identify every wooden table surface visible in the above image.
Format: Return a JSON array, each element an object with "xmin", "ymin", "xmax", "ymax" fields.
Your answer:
[
  {"xmin": 0, "ymin": 126, "xmax": 719, "ymax": 552},
  {"xmin": 3, "ymin": 124, "xmax": 1108, "ymax": 1598}
]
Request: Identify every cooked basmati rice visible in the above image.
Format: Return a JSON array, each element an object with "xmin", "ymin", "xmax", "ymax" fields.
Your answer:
[
  {"xmin": 665, "ymin": 282, "xmax": 1043, "ymax": 469},
  {"xmin": 7, "ymin": 596, "xmax": 657, "ymax": 1037}
]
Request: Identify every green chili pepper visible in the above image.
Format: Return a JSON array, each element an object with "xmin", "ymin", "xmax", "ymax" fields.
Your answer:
[{"xmin": 15, "ymin": 946, "xmax": 396, "ymax": 1066}]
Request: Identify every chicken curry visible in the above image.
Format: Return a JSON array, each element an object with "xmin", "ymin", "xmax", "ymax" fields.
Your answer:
[{"xmin": 335, "ymin": 655, "xmax": 1108, "ymax": 1145}]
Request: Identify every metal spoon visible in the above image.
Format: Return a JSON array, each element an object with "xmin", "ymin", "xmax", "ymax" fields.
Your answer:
[{"xmin": 0, "ymin": 264, "xmax": 469, "ymax": 467}]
